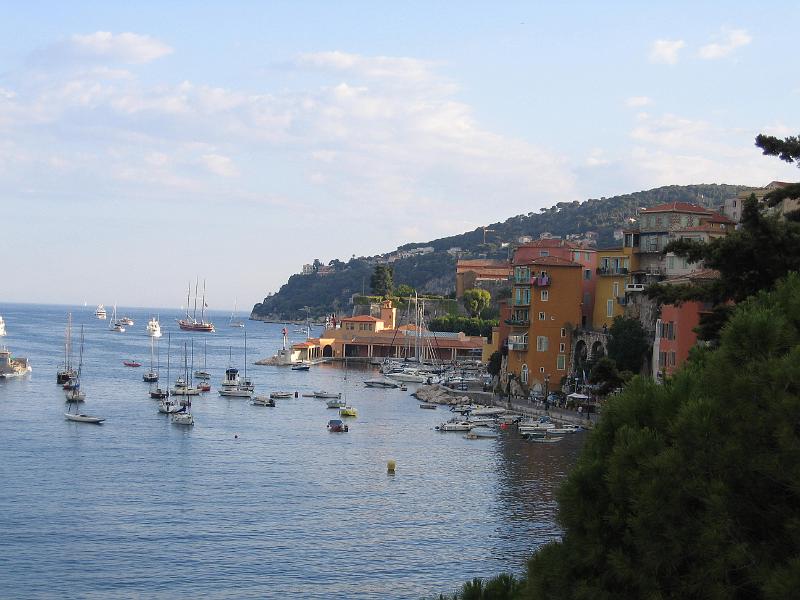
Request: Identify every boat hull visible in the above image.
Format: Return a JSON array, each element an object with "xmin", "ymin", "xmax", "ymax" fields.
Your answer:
[{"xmin": 64, "ymin": 413, "xmax": 104, "ymax": 423}]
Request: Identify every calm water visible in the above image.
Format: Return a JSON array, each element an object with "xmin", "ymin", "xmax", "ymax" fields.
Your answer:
[{"xmin": 0, "ymin": 303, "xmax": 584, "ymax": 599}]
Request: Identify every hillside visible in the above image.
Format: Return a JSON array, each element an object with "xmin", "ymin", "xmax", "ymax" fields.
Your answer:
[{"xmin": 251, "ymin": 183, "xmax": 749, "ymax": 320}]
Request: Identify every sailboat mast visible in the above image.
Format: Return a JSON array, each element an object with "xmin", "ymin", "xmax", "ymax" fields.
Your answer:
[
  {"xmin": 201, "ymin": 279, "xmax": 207, "ymax": 322},
  {"xmin": 193, "ymin": 279, "xmax": 199, "ymax": 321},
  {"xmin": 77, "ymin": 325, "xmax": 84, "ymax": 380},
  {"xmin": 244, "ymin": 330, "xmax": 247, "ymax": 380},
  {"xmin": 167, "ymin": 333, "xmax": 171, "ymax": 390},
  {"xmin": 190, "ymin": 339, "xmax": 195, "ymax": 385},
  {"xmin": 186, "ymin": 283, "xmax": 191, "ymax": 319}
]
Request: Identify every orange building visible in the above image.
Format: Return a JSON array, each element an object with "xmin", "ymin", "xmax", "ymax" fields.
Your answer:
[
  {"xmin": 455, "ymin": 259, "xmax": 513, "ymax": 298},
  {"xmin": 513, "ymin": 239, "xmax": 597, "ymax": 327},
  {"xmin": 504, "ymin": 254, "xmax": 583, "ymax": 395}
]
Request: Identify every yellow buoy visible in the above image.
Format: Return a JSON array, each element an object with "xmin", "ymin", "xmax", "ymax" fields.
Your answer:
[{"xmin": 387, "ymin": 459, "xmax": 396, "ymax": 474}]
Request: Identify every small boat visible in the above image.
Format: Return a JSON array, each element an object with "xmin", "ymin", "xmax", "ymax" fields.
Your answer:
[
  {"xmin": 171, "ymin": 410, "xmax": 194, "ymax": 426},
  {"xmin": 158, "ymin": 399, "xmax": 182, "ymax": 414},
  {"xmin": 0, "ymin": 347, "xmax": 32, "ymax": 379},
  {"xmin": 0, "ymin": 315, "xmax": 5, "ymax": 337},
  {"xmin": 64, "ymin": 413, "xmax": 104, "ymax": 424},
  {"xmin": 95, "ymin": 304, "xmax": 107, "ymax": 320},
  {"xmin": 326, "ymin": 398, "xmax": 347, "ymax": 409},
  {"xmin": 270, "ymin": 391, "xmax": 293, "ymax": 399},
  {"xmin": 252, "ymin": 396, "xmax": 275, "ymax": 407},
  {"xmin": 109, "ymin": 305, "xmax": 126, "ymax": 332},
  {"xmin": 529, "ymin": 436, "xmax": 564, "ymax": 444},
  {"xmin": 146, "ymin": 317, "xmax": 162, "ymax": 338},
  {"xmin": 419, "ymin": 403, "xmax": 437, "ymax": 409},
  {"xmin": 172, "ymin": 376, "xmax": 201, "ymax": 396},
  {"xmin": 339, "ymin": 406, "xmax": 358, "ymax": 418},
  {"xmin": 57, "ymin": 313, "xmax": 77, "ymax": 384},
  {"xmin": 119, "ymin": 316, "xmax": 134, "ymax": 326},
  {"xmin": 150, "ymin": 333, "xmax": 170, "ymax": 399},
  {"xmin": 291, "ymin": 363, "xmax": 310, "ymax": 371},
  {"xmin": 143, "ymin": 336, "xmax": 159, "ymax": 382},
  {"xmin": 386, "ymin": 370, "xmax": 426, "ymax": 383},
  {"xmin": 470, "ymin": 407, "xmax": 506, "ymax": 417},
  {"xmin": 327, "ymin": 418, "xmax": 349, "ymax": 433},
  {"xmin": 364, "ymin": 378, "xmax": 399, "ymax": 388},
  {"xmin": 465, "ymin": 428, "xmax": 498, "ymax": 439},
  {"xmin": 123, "ymin": 360, "xmax": 141, "ymax": 368},
  {"xmin": 194, "ymin": 340, "xmax": 210, "ymax": 379},
  {"xmin": 229, "ymin": 300, "xmax": 245, "ymax": 328},
  {"xmin": 197, "ymin": 382, "xmax": 211, "ymax": 392},
  {"xmin": 311, "ymin": 391, "xmax": 341, "ymax": 399},
  {"xmin": 435, "ymin": 420, "xmax": 473, "ymax": 432}
]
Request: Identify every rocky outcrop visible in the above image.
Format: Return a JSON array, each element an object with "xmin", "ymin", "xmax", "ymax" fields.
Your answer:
[{"xmin": 413, "ymin": 384, "xmax": 470, "ymax": 405}]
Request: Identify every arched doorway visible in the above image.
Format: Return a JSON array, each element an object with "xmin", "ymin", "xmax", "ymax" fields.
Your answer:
[
  {"xmin": 322, "ymin": 345, "xmax": 333, "ymax": 358},
  {"xmin": 573, "ymin": 339, "xmax": 588, "ymax": 373},
  {"xmin": 591, "ymin": 340, "xmax": 605, "ymax": 361}
]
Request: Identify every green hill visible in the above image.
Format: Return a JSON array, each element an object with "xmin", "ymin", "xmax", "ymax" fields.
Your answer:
[{"xmin": 251, "ymin": 183, "xmax": 749, "ymax": 320}]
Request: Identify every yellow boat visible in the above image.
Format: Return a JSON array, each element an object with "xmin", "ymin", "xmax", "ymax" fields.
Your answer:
[{"xmin": 339, "ymin": 406, "xmax": 358, "ymax": 418}]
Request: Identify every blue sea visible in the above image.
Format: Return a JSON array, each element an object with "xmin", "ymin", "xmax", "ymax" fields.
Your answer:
[{"xmin": 0, "ymin": 303, "xmax": 583, "ymax": 599}]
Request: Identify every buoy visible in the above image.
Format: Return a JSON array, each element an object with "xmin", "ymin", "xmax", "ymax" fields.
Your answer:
[
  {"xmin": 295, "ymin": 391, "xmax": 298, "ymax": 398},
  {"xmin": 234, "ymin": 434, "xmax": 239, "ymax": 439},
  {"xmin": 387, "ymin": 459, "xmax": 396, "ymax": 474}
]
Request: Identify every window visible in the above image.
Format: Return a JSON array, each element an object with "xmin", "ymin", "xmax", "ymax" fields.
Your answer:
[
  {"xmin": 583, "ymin": 293, "xmax": 590, "ymax": 306},
  {"xmin": 584, "ymin": 269, "xmax": 591, "ymax": 280},
  {"xmin": 538, "ymin": 312, "xmax": 545, "ymax": 321},
  {"xmin": 557, "ymin": 354, "xmax": 566, "ymax": 370},
  {"xmin": 668, "ymin": 256, "xmax": 675, "ymax": 269},
  {"xmin": 559, "ymin": 342, "xmax": 566, "ymax": 352},
  {"xmin": 521, "ymin": 364, "xmax": 529, "ymax": 384},
  {"xmin": 540, "ymin": 367, "xmax": 545, "ymax": 373},
  {"xmin": 584, "ymin": 252, "xmax": 590, "ymax": 260},
  {"xmin": 613, "ymin": 282, "xmax": 619, "ymax": 296},
  {"xmin": 606, "ymin": 299, "xmax": 614, "ymax": 317},
  {"xmin": 541, "ymin": 290, "xmax": 549, "ymax": 301},
  {"xmin": 573, "ymin": 251, "xmax": 581, "ymax": 262},
  {"xmin": 560, "ymin": 328, "xmax": 566, "ymax": 338},
  {"xmin": 539, "ymin": 250, "xmax": 549, "ymax": 257},
  {"xmin": 536, "ymin": 336, "xmax": 549, "ymax": 352}
]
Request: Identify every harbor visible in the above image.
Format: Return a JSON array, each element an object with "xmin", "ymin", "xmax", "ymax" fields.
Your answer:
[{"xmin": 0, "ymin": 302, "xmax": 584, "ymax": 599}]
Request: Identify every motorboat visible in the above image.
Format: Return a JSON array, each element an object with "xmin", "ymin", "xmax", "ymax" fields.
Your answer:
[
  {"xmin": 465, "ymin": 429, "xmax": 499, "ymax": 439},
  {"xmin": 419, "ymin": 403, "xmax": 437, "ymax": 409},
  {"xmin": 218, "ymin": 333, "xmax": 254, "ymax": 397},
  {"xmin": 327, "ymin": 419, "xmax": 349, "ymax": 433},
  {"xmin": 435, "ymin": 420, "xmax": 473, "ymax": 432},
  {"xmin": 194, "ymin": 369, "xmax": 211, "ymax": 380},
  {"xmin": 339, "ymin": 406, "xmax": 358, "ymax": 418},
  {"xmin": 252, "ymin": 396, "xmax": 275, "ymax": 407},
  {"xmin": 119, "ymin": 316, "xmax": 134, "ymax": 326},
  {"xmin": 158, "ymin": 399, "xmax": 181, "ymax": 414},
  {"xmin": 470, "ymin": 407, "xmax": 506, "ymax": 417},
  {"xmin": 143, "ymin": 371, "xmax": 159, "ymax": 382},
  {"xmin": 219, "ymin": 386, "xmax": 252, "ymax": 398},
  {"xmin": 270, "ymin": 391, "xmax": 293, "ymax": 399},
  {"xmin": 95, "ymin": 305, "xmax": 107, "ymax": 320},
  {"xmin": 311, "ymin": 391, "xmax": 341, "ymax": 399},
  {"xmin": 123, "ymin": 360, "xmax": 141, "ymax": 368},
  {"xmin": 64, "ymin": 413, "xmax": 104, "ymax": 424},
  {"xmin": 0, "ymin": 347, "xmax": 32, "ymax": 379},
  {"xmin": 150, "ymin": 387, "xmax": 169, "ymax": 399},
  {"xmin": 146, "ymin": 317, "xmax": 162, "ymax": 338},
  {"xmin": 197, "ymin": 382, "xmax": 211, "ymax": 392},
  {"xmin": 529, "ymin": 435, "xmax": 564, "ymax": 444},
  {"xmin": 326, "ymin": 398, "xmax": 347, "ymax": 409},
  {"xmin": 0, "ymin": 315, "xmax": 6, "ymax": 337},
  {"xmin": 386, "ymin": 370, "xmax": 426, "ymax": 383},
  {"xmin": 364, "ymin": 378, "xmax": 399, "ymax": 388},
  {"xmin": 291, "ymin": 363, "xmax": 310, "ymax": 371}
]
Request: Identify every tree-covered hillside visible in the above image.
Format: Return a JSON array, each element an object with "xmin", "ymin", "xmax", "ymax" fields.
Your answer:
[{"xmin": 252, "ymin": 184, "xmax": 748, "ymax": 320}]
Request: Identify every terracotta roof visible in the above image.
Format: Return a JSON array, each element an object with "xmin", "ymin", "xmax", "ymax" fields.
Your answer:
[
  {"xmin": 702, "ymin": 213, "xmax": 734, "ymax": 224},
  {"xmin": 341, "ymin": 315, "xmax": 381, "ymax": 322},
  {"xmin": 663, "ymin": 268, "xmax": 720, "ymax": 285},
  {"xmin": 676, "ymin": 225, "xmax": 728, "ymax": 233},
  {"xmin": 525, "ymin": 256, "xmax": 581, "ymax": 267},
  {"xmin": 640, "ymin": 202, "xmax": 713, "ymax": 214},
  {"xmin": 457, "ymin": 259, "xmax": 511, "ymax": 268},
  {"xmin": 346, "ymin": 335, "xmax": 483, "ymax": 349}
]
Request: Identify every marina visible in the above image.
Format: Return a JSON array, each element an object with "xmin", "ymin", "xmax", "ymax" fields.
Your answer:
[{"xmin": 0, "ymin": 302, "xmax": 583, "ymax": 599}]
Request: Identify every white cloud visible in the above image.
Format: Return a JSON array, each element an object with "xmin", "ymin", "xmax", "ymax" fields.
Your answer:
[
  {"xmin": 625, "ymin": 96, "xmax": 652, "ymax": 108},
  {"xmin": 201, "ymin": 153, "xmax": 240, "ymax": 177},
  {"xmin": 296, "ymin": 51, "xmax": 438, "ymax": 84},
  {"xmin": 34, "ymin": 31, "xmax": 173, "ymax": 66},
  {"xmin": 649, "ymin": 39, "xmax": 685, "ymax": 65},
  {"xmin": 585, "ymin": 149, "xmax": 610, "ymax": 167},
  {"xmin": 699, "ymin": 28, "xmax": 752, "ymax": 59}
]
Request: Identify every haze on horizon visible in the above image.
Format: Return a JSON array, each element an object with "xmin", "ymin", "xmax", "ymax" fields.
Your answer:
[{"xmin": 0, "ymin": 1, "xmax": 797, "ymax": 310}]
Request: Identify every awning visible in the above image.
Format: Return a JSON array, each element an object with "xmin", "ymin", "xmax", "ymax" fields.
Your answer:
[{"xmin": 567, "ymin": 392, "xmax": 589, "ymax": 400}]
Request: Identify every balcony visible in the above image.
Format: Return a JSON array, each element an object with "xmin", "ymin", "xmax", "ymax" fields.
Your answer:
[
  {"xmin": 504, "ymin": 318, "xmax": 530, "ymax": 327},
  {"xmin": 532, "ymin": 275, "xmax": 551, "ymax": 287},
  {"xmin": 508, "ymin": 335, "xmax": 528, "ymax": 352},
  {"xmin": 596, "ymin": 267, "xmax": 629, "ymax": 276},
  {"xmin": 625, "ymin": 283, "xmax": 645, "ymax": 293},
  {"xmin": 513, "ymin": 298, "xmax": 530, "ymax": 307}
]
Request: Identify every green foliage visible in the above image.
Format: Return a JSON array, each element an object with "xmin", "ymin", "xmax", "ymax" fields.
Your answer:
[
  {"xmin": 435, "ymin": 573, "xmax": 522, "ymax": 600},
  {"xmin": 352, "ymin": 295, "xmax": 382, "ymax": 305},
  {"xmin": 487, "ymin": 351, "xmax": 503, "ymax": 376},
  {"xmin": 428, "ymin": 315, "xmax": 497, "ymax": 337},
  {"xmin": 463, "ymin": 288, "xmax": 491, "ymax": 317},
  {"xmin": 522, "ymin": 273, "xmax": 800, "ymax": 599},
  {"xmin": 395, "ymin": 284, "xmax": 416, "ymax": 297},
  {"xmin": 648, "ymin": 193, "xmax": 800, "ymax": 341},
  {"xmin": 370, "ymin": 265, "xmax": 394, "ymax": 297},
  {"xmin": 606, "ymin": 316, "xmax": 650, "ymax": 373},
  {"xmin": 588, "ymin": 356, "xmax": 622, "ymax": 396}
]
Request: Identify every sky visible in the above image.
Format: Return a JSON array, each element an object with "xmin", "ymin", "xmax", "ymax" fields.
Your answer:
[{"xmin": 0, "ymin": 1, "xmax": 798, "ymax": 310}]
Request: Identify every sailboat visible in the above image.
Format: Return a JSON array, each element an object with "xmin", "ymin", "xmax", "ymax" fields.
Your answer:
[
  {"xmin": 109, "ymin": 304, "xmax": 125, "ymax": 333},
  {"xmin": 158, "ymin": 334, "xmax": 182, "ymax": 413},
  {"xmin": 229, "ymin": 299, "xmax": 245, "ymax": 328},
  {"xmin": 218, "ymin": 332, "xmax": 253, "ymax": 398},
  {"xmin": 177, "ymin": 279, "xmax": 215, "ymax": 332},
  {"xmin": 143, "ymin": 336, "xmax": 159, "ymax": 382},
  {"xmin": 336, "ymin": 358, "xmax": 355, "ymax": 415},
  {"xmin": 194, "ymin": 340, "xmax": 210, "ymax": 379},
  {"xmin": 64, "ymin": 327, "xmax": 104, "ymax": 422},
  {"xmin": 172, "ymin": 340, "xmax": 201, "ymax": 400},
  {"xmin": 65, "ymin": 325, "xmax": 86, "ymax": 403},
  {"xmin": 57, "ymin": 313, "xmax": 77, "ymax": 384},
  {"xmin": 172, "ymin": 342, "xmax": 196, "ymax": 424},
  {"xmin": 151, "ymin": 333, "xmax": 170, "ymax": 399}
]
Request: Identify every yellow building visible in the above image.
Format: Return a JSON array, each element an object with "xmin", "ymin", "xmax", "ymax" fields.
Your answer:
[{"xmin": 592, "ymin": 246, "xmax": 638, "ymax": 329}]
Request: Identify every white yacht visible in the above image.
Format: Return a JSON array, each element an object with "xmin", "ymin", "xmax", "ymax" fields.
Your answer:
[
  {"xmin": 146, "ymin": 317, "xmax": 162, "ymax": 338},
  {"xmin": 218, "ymin": 367, "xmax": 251, "ymax": 397},
  {"xmin": 95, "ymin": 305, "xmax": 107, "ymax": 320},
  {"xmin": 0, "ymin": 315, "xmax": 6, "ymax": 337}
]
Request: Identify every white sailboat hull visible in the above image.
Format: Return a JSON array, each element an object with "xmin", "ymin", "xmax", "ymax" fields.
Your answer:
[{"xmin": 64, "ymin": 413, "xmax": 104, "ymax": 423}]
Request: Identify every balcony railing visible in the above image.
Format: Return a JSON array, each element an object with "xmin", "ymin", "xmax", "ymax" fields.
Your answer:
[
  {"xmin": 514, "ymin": 274, "xmax": 532, "ymax": 284},
  {"xmin": 504, "ymin": 318, "xmax": 530, "ymax": 327},
  {"xmin": 625, "ymin": 283, "xmax": 646, "ymax": 293},
  {"xmin": 513, "ymin": 298, "xmax": 530, "ymax": 306},
  {"xmin": 532, "ymin": 275, "xmax": 551, "ymax": 287},
  {"xmin": 508, "ymin": 336, "xmax": 529, "ymax": 351},
  {"xmin": 596, "ymin": 267, "xmax": 629, "ymax": 276}
]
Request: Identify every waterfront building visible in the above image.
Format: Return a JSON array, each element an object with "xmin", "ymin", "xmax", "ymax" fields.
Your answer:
[
  {"xmin": 504, "ymin": 254, "xmax": 582, "ymax": 396},
  {"xmin": 592, "ymin": 246, "xmax": 639, "ymax": 330}
]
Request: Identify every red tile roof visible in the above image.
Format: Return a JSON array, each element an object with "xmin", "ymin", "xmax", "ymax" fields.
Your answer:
[
  {"xmin": 341, "ymin": 315, "xmax": 381, "ymax": 322},
  {"xmin": 526, "ymin": 256, "xmax": 581, "ymax": 267}
]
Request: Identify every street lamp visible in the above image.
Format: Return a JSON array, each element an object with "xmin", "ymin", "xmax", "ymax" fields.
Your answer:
[{"xmin": 544, "ymin": 373, "xmax": 550, "ymax": 402}]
